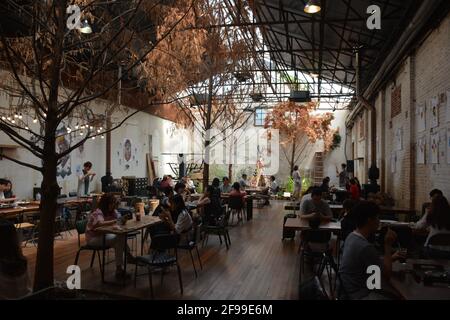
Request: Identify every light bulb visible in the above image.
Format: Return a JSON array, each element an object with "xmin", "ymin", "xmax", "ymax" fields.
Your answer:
[
  {"xmin": 7, "ymin": 116, "xmax": 11, "ymax": 121},
  {"xmin": 18, "ymin": 113, "xmax": 23, "ymax": 119},
  {"xmin": 101, "ymin": 135, "xmax": 104, "ymax": 139},
  {"xmin": 89, "ymin": 126, "xmax": 93, "ymax": 130},
  {"xmin": 14, "ymin": 113, "xmax": 19, "ymax": 118},
  {"xmin": 97, "ymin": 129, "xmax": 101, "ymax": 133},
  {"xmin": 80, "ymin": 131, "xmax": 84, "ymax": 136},
  {"xmin": 99, "ymin": 127, "xmax": 103, "ymax": 130},
  {"xmin": 11, "ymin": 119, "xmax": 15, "ymax": 124},
  {"xmin": 1, "ymin": 116, "xmax": 5, "ymax": 120},
  {"xmin": 33, "ymin": 118, "xmax": 38, "ymax": 123},
  {"xmin": 75, "ymin": 123, "xmax": 79, "ymax": 130},
  {"xmin": 92, "ymin": 136, "xmax": 96, "ymax": 140},
  {"xmin": 80, "ymin": 125, "xmax": 85, "ymax": 129},
  {"xmin": 25, "ymin": 126, "xmax": 29, "ymax": 130}
]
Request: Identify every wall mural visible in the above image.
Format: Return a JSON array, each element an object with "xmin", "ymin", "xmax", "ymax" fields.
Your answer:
[{"xmin": 116, "ymin": 138, "xmax": 141, "ymax": 171}]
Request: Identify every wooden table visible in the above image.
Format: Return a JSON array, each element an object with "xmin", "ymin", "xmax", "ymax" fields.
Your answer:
[
  {"xmin": 390, "ymin": 259, "xmax": 450, "ymax": 300},
  {"xmin": 284, "ymin": 217, "xmax": 341, "ymax": 232},
  {"xmin": 0, "ymin": 205, "xmax": 40, "ymax": 219},
  {"xmin": 96, "ymin": 215, "xmax": 162, "ymax": 284},
  {"xmin": 380, "ymin": 206, "xmax": 416, "ymax": 221}
]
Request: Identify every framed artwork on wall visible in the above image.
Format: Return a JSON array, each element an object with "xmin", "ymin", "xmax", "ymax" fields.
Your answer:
[
  {"xmin": 447, "ymin": 127, "xmax": 450, "ymax": 165},
  {"xmin": 390, "ymin": 151, "xmax": 397, "ymax": 173},
  {"xmin": 395, "ymin": 127, "xmax": 403, "ymax": 151},
  {"xmin": 430, "ymin": 132, "xmax": 439, "ymax": 164},
  {"xmin": 417, "ymin": 103, "xmax": 426, "ymax": 132},
  {"xmin": 417, "ymin": 136, "xmax": 426, "ymax": 164},
  {"xmin": 430, "ymin": 97, "xmax": 439, "ymax": 129},
  {"xmin": 446, "ymin": 91, "xmax": 450, "ymax": 123}
]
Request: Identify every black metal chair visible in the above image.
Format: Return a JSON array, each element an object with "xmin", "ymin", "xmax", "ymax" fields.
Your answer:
[
  {"xmin": 74, "ymin": 220, "xmax": 111, "ymax": 276},
  {"xmin": 228, "ymin": 196, "xmax": 245, "ymax": 225},
  {"xmin": 177, "ymin": 221, "xmax": 203, "ymax": 278},
  {"xmin": 299, "ymin": 230, "xmax": 333, "ymax": 290},
  {"xmin": 134, "ymin": 233, "xmax": 183, "ymax": 298},
  {"xmin": 424, "ymin": 234, "xmax": 450, "ymax": 259},
  {"xmin": 202, "ymin": 206, "xmax": 231, "ymax": 250}
]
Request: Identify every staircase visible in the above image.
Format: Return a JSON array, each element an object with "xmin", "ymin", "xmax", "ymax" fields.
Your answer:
[{"xmin": 313, "ymin": 152, "xmax": 324, "ymax": 186}]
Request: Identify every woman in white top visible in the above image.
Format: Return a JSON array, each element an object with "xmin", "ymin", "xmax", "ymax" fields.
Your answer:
[
  {"xmin": 77, "ymin": 161, "xmax": 96, "ymax": 196},
  {"xmin": 159, "ymin": 194, "xmax": 193, "ymax": 245},
  {"xmin": 414, "ymin": 195, "xmax": 450, "ymax": 255},
  {"xmin": 0, "ymin": 219, "xmax": 32, "ymax": 300}
]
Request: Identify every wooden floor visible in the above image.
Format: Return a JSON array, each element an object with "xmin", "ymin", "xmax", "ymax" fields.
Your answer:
[{"xmin": 22, "ymin": 200, "xmax": 300, "ymax": 300}]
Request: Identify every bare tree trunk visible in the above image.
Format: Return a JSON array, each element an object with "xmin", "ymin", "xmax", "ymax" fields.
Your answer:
[
  {"xmin": 33, "ymin": 0, "xmax": 65, "ymax": 291},
  {"xmin": 228, "ymin": 164, "xmax": 232, "ymax": 180},
  {"xmin": 34, "ymin": 135, "xmax": 59, "ymax": 291},
  {"xmin": 202, "ymin": 75, "xmax": 213, "ymax": 191},
  {"xmin": 290, "ymin": 136, "xmax": 297, "ymax": 174}
]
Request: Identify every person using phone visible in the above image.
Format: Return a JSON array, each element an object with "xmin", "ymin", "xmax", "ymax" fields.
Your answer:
[
  {"xmin": 338, "ymin": 201, "xmax": 406, "ymax": 300},
  {"xmin": 77, "ymin": 161, "xmax": 96, "ymax": 196}
]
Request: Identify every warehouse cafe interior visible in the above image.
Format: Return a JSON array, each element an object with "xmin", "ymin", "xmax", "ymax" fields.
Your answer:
[{"xmin": 0, "ymin": 0, "xmax": 450, "ymax": 301}]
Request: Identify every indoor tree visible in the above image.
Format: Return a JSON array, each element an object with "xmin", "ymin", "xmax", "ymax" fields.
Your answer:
[
  {"xmin": 0, "ymin": 0, "xmax": 199, "ymax": 291},
  {"xmin": 264, "ymin": 100, "xmax": 334, "ymax": 175}
]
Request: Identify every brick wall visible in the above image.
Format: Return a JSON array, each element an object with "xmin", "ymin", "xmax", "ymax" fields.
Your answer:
[{"xmin": 351, "ymin": 13, "xmax": 450, "ymax": 212}]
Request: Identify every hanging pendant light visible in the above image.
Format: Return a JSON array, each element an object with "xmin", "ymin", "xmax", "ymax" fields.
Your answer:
[
  {"xmin": 78, "ymin": 20, "xmax": 92, "ymax": 34},
  {"xmin": 304, "ymin": 0, "xmax": 321, "ymax": 14}
]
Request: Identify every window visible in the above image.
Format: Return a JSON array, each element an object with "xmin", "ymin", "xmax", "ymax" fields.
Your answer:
[{"xmin": 254, "ymin": 107, "xmax": 268, "ymax": 126}]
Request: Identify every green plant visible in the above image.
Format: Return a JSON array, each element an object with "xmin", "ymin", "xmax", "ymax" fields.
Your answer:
[
  {"xmin": 330, "ymin": 132, "xmax": 342, "ymax": 150},
  {"xmin": 284, "ymin": 177, "xmax": 294, "ymax": 193}
]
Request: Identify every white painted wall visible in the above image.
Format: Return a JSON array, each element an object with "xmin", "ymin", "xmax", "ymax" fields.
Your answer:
[{"xmin": 0, "ymin": 95, "xmax": 180, "ymax": 199}]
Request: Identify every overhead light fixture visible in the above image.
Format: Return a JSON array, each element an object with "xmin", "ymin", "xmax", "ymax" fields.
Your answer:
[
  {"xmin": 100, "ymin": 135, "xmax": 105, "ymax": 139},
  {"xmin": 1, "ymin": 116, "xmax": 5, "ymax": 121},
  {"xmin": 78, "ymin": 20, "xmax": 92, "ymax": 34},
  {"xmin": 33, "ymin": 118, "xmax": 38, "ymax": 123},
  {"xmin": 304, "ymin": 0, "xmax": 321, "ymax": 14},
  {"xmin": 25, "ymin": 126, "xmax": 29, "ymax": 130},
  {"xmin": 18, "ymin": 113, "xmax": 23, "ymax": 119}
]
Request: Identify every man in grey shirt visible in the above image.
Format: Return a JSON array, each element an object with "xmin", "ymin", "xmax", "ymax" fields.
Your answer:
[
  {"xmin": 299, "ymin": 188, "xmax": 332, "ymax": 220},
  {"xmin": 338, "ymin": 201, "xmax": 404, "ymax": 300}
]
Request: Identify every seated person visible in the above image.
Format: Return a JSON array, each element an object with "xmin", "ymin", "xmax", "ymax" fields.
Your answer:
[
  {"xmin": 159, "ymin": 175, "xmax": 170, "ymax": 190},
  {"xmin": 197, "ymin": 186, "xmax": 223, "ymax": 225},
  {"xmin": 239, "ymin": 174, "xmax": 250, "ymax": 189},
  {"xmin": 85, "ymin": 194, "xmax": 135, "ymax": 279},
  {"xmin": 349, "ymin": 178, "xmax": 361, "ymax": 200},
  {"xmin": 269, "ymin": 176, "xmax": 279, "ymax": 195},
  {"xmin": 422, "ymin": 189, "xmax": 444, "ymax": 213},
  {"xmin": 299, "ymin": 186, "xmax": 314, "ymax": 207},
  {"xmin": 159, "ymin": 194, "xmax": 193, "ymax": 245},
  {"xmin": 230, "ymin": 182, "xmax": 247, "ymax": 205},
  {"xmin": 220, "ymin": 177, "xmax": 232, "ymax": 194},
  {"xmin": 211, "ymin": 178, "xmax": 222, "ymax": 198},
  {"xmin": 174, "ymin": 181, "xmax": 190, "ymax": 202},
  {"xmin": 152, "ymin": 186, "xmax": 174, "ymax": 217},
  {"xmin": 182, "ymin": 176, "xmax": 196, "ymax": 194},
  {"xmin": 338, "ymin": 201, "xmax": 404, "ymax": 300},
  {"xmin": 0, "ymin": 219, "xmax": 31, "ymax": 299},
  {"xmin": 414, "ymin": 195, "xmax": 450, "ymax": 258},
  {"xmin": 3, "ymin": 180, "xmax": 13, "ymax": 199},
  {"xmin": 299, "ymin": 188, "xmax": 333, "ymax": 251},
  {"xmin": 0, "ymin": 179, "xmax": 16, "ymax": 203},
  {"xmin": 299, "ymin": 188, "xmax": 332, "ymax": 222},
  {"xmin": 339, "ymin": 199, "xmax": 358, "ymax": 243},
  {"xmin": 320, "ymin": 177, "xmax": 330, "ymax": 193}
]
